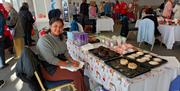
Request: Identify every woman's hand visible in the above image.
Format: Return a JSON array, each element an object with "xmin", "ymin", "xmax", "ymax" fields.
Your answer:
[{"xmin": 71, "ymin": 61, "xmax": 79, "ymax": 67}]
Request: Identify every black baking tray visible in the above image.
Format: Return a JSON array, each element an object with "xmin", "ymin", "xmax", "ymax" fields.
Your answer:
[
  {"xmin": 88, "ymin": 46, "xmax": 121, "ymax": 61},
  {"xmin": 105, "ymin": 58, "xmax": 151, "ymax": 78},
  {"xmin": 124, "ymin": 52, "xmax": 168, "ymax": 69}
]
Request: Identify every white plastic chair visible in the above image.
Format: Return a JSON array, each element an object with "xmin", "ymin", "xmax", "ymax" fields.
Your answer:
[
  {"xmin": 77, "ymin": 23, "xmax": 84, "ymax": 32},
  {"xmin": 137, "ymin": 19, "xmax": 155, "ymax": 51}
]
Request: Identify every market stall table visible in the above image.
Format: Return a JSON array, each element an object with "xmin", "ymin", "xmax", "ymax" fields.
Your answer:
[
  {"xmin": 67, "ymin": 40, "xmax": 180, "ymax": 91},
  {"xmin": 96, "ymin": 17, "xmax": 114, "ymax": 33},
  {"xmin": 135, "ymin": 19, "xmax": 180, "ymax": 50},
  {"xmin": 158, "ymin": 24, "xmax": 180, "ymax": 49}
]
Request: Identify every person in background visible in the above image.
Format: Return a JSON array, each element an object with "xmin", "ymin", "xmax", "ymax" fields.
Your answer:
[
  {"xmin": 143, "ymin": 8, "xmax": 161, "ymax": 37},
  {"xmin": 127, "ymin": 3, "xmax": 136, "ymax": 22},
  {"xmin": 3, "ymin": 2, "xmax": 24, "ymax": 59},
  {"xmin": 173, "ymin": 1, "xmax": 180, "ymax": 19},
  {"xmin": 48, "ymin": 9, "xmax": 61, "ymax": 20},
  {"xmin": 0, "ymin": 3, "xmax": 14, "ymax": 55},
  {"xmin": 80, "ymin": 0, "xmax": 89, "ymax": 27},
  {"xmin": 159, "ymin": 0, "xmax": 167, "ymax": 11},
  {"xmin": 139, "ymin": 5, "xmax": 149, "ymax": 19},
  {"xmin": 76, "ymin": 2, "xmax": 80, "ymax": 14},
  {"xmin": 0, "ymin": 4, "xmax": 7, "ymax": 69},
  {"xmin": 132, "ymin": 0, "xmax": 139, "ymax": 20},
  {"xmin": 0, "ymin": 4, "xmax": 7, "ymax": 88},
  {"xmin": 98, "ymin": 1, "xmax": 105, "ymax": 16},
  {"xmin": 19, "ymin": 2, "xmax": 35, "ymax": 46},
  {"xmin": 22, "ymin": 2, "xmax": 35, "ymax": 43},
  {"xmin": 72, "ymin": 2, "xmax": 77, "ymax": 16},
  {"xmin": 89, "ymin": 1, "xmax": 97, "ymax": 33},
  {"xmin": 70, "ymin": 15, "xmax": 79, "ymax": 31},
  {"xmin": 36, "ymin": 17, "xmax": 87, "ymax": 91},
  {"xmin": 104, "ymin": 0, "xmax": 111, "ymax": 17},
  {"xmin": 119, "ymin": 1, "xmax": 128, "ymax": 15},
  {"xmin": 119, "ymin": 1, "xmax": 129, "ymax": 38},
  {"xmin": 113, "ymin": 0, "xmax": 121, "ymax": 20},
  {"xmin": 89, "ymin": 1, "xmax": 97, "ymax": 19},
  {"xmin": 162, "ymin": 0, "xmax": 173, "ymax": 18}
]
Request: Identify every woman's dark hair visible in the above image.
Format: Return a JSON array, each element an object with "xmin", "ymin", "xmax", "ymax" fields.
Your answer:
[
  {"xmin": 22, "ymin": 2, "xmax": 29, "ymax": 9},
  {"xmin": 49, "ymin": 17, "xmax": 64, "ymax": 40},
  {"xmin": 48, "ymin": 9, "xmax": 61, "ymax": 20},
  {"xmin": 49, "ymin": 17, "xmax": 64, "ymax": 26},
  {"xmin": 145, "ymin": 8, "xmax": 154, "ymax": 14},
  {"xmin": 20, "ymin": 5, "xmax": 28, "ymax": 11}
]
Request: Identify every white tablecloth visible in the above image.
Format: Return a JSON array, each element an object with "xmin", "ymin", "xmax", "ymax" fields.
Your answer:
[
  {"xmin": 96, "ymin": 17, "xmax": 114, "ymax": 33},
  {"xmin": 67, "ymin": 40, "xmax": 180, "ymax": 91},
  {"xmin": 158, "ymin": 25, "xmax": 180, "ymax": 49},
  {"xmin": 135, "ymin": 20, "xmax": 180, "ymax": 49}
]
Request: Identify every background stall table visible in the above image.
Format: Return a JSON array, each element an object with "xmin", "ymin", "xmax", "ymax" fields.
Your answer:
[
  {"xmin": 158, "ymin": 25, "xmax": 180, "ymax": 49},
  {"xmin": 96, "ymin": 17, "xmax": 114, "ymax": 33}
]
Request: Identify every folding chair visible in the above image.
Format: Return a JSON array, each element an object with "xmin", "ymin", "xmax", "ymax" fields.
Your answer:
[
  {"xmin": 77, "ymin": 23, "xmax": 84, "ymax": 32},
  {"xmin": 137, "ymin": 19, "xmax": 155, "ymax": 51},
  {"xmin": 25, "ymin": 47, "xmax": 77, "ymax": 91},
  {"xmin": 34, "ymin": 69, "xmax": 76, "ymax": 91}
]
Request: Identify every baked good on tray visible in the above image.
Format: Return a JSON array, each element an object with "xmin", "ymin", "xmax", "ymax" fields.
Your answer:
[
  {"xmin": 153, "ymin": 58, "xmax": 162, "ymax": 62},
  {"xmin": 128, "ymin": 62, "xmax": 138, "ymax": 69},
  {"xmin": 149, "ymin": 61, "xmax": 159, "ymax": 65},
  {"xmin": 141, "ymin": 57, "xmax": 150, "ymax": 61},
  {"xmin": 127, "ymin": 55, "xmax": 136, "ymax": 59},
  {"xmin": 144, "ymin": 54, "xmax": 152, "ymax": 58},
  {"xmin": 120, "ymin": 59, "xmax": 129, "ymax": 65},
  {"xmin": 136, "ymin": 52, "xmax": 144, "ymax": 56},
  {"xmin": 136, "ymin": 58, "xmax": 146, "ymax": 63}
]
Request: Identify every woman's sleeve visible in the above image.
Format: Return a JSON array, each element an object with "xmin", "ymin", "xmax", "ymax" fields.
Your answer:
[
  {"xmin": 64, "ymin": 40, "xmax": 70, "ymax": 58},
  {"xmin": 6, "ymin": 11, "xmax": 18, "ymax": 28},
  {"xmin": 37, "ymin": 38, "xmax": 60, "ymax": 65}
]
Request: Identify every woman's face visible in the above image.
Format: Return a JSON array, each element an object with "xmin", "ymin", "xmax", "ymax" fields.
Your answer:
[{"xmin": 50, "ymin": 21, "xmax": 64, "ymax": 36}]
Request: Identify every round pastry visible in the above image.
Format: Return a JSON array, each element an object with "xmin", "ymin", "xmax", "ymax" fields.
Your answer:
[
  {"xmin": 149, "ymin": 61, "xmax": 159, "ymax": 65},
  {"xmin": 144, "ymin": 54, "xmax": 152, "ymax": 58},
  {"xmin": 136, "ymin": 52, "xmax": 144, "ymax": 56},
  {"xmin": 136, "ymin": 58, "xmax": 146, "ymax": 63},
  {"xmin": 141, "ymin": 57, "xmax": 150, "ymax": 61},
  {"xmin": 127, "ymin": 55, "xmax": 135, "ymax": 59},
  {"xmin": 120, "ymin": 59, "xmax": 129, "ymax": 65},
  {"xmin": 128, "ymin": 62, "xmax": 138, "ymax": 69},
  {"xmin": 153, "ymin": 58, "xmax": 162, "ymax": 62},
  {"xmin": 131, "ymin": 54, "xmax": 139, "ymax": 57}
]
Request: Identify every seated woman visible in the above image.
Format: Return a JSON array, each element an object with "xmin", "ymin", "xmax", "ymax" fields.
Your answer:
[
  {"xmin": 36, "ymin": 17, "xmax": 87, "ymax": 91},
  {"xmin": 143, "ymin": 8, "xmax": 161, "ymax": 37}
]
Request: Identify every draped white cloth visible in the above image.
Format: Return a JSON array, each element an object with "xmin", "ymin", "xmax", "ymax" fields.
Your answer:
[
  {"xmin": 158, "ymin": 25, "xmax": 180, "ymax": 49},
  {"xmin": 96, "ymin": 17, "xmax": 114, "ymax": 33}
]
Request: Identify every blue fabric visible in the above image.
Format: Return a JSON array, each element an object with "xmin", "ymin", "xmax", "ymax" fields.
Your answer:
[
  {"xmin": 104, "ymin": 3, "xmax": 111, "ymax": 15},
  {"xmin": 0, "ymin": 13, "xmax": 5, "ymax": 68},
  {"xmin": 0, "ymin": 13, "xmax": 5, "ymax": 36},
  {"xmin": 137, "ymin": 19, "xmax": 155, "ymax": 45},
  {"xmin": 44, "ymin": 80, "xmax": 73, "ymax": 89},
  {"xmin": 169, "ymin": 75, "xmax": 180, "ymax": 91},
  {"xmin": 70, "ymin": 20, "xmax": 79, "ymax": 32}
]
